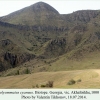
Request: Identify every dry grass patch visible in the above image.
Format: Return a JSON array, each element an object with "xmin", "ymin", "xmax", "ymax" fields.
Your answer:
[{"xmin": 0, "ymin": 69, "xmax": 100, "ymax": 88}]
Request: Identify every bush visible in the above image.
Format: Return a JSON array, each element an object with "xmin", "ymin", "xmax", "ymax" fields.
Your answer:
[
  {"xmin": 41, "ymin": 84, "xmax": 46, "ymax": 88},
  {"xmin": 67, "ymin": 79, "xmax": 76, "ymax": 85},
  {"xmin": 25, "ymin": 68, "xmax": 30, "ymax": 74},
  {"xmin": 16, "ymin": 70, "xmax": 20, "ymax": 75},
  {"xmin": 36, "ymin": 84, "xmax": 39, "ymax": 88},
  {"xmin": 77, "ymin": 79, "xmax": 82, "ymax": 82},
  {"xmin": 41, "ymin": 81, "xmax": 54, "ymax": 88},
  {"xmin": 47, "ymin": 81, "xmax": 54, "ymax": 88},
  {"xmin": 6, "ymin": 73, "xmax": 12, "ymax": 76},
  {"xmin": 32, "ymin": 85, "xmax": 35, "ymax": 88}
]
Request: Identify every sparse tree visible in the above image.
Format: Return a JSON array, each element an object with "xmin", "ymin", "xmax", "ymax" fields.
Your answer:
[
  {"xmin": 25, "ymin": 68, "xmax": 30, "ymax": 74},
  {"xmin": 15, "ymin": 70, "xmax": 19, "ymax": 75}
]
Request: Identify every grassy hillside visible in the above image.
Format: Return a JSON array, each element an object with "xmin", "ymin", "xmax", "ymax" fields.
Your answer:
[
  {"xmin": 0, "ymin": 21, "xmax": 68, "ymax": 71},
  {"xmin": 0, "ymin": 69, "xmax": 100, "ymax": 88},
  {"xmin": 0, "ymin": 50, "xmax": 100, "ymax": 78},
  {"xmin": 0, "ymin": 2, "xmax": 100, "ymax": 89},
  {"xmin": 0, "ymin": 18, "xmax": 100, "ymax": 73},
  {"xmin": 0, "ymin": 2, "xmax": 64, "ymax": 26},
  {"xmin": 0, "ymin": 2, "xmax": 100, "ymax": 74}
]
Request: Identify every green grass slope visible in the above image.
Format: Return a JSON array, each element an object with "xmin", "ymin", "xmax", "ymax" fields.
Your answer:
[
  {"xmin": 0, "ymin": 2, "xmax": 100, "ymax": 74},
  {"xmin": 0, "ymin": 2, "xmax": 64, "ymax": 26}
]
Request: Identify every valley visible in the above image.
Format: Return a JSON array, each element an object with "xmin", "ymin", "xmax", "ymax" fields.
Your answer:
[{"xmin": 0, "ymin": 2, "xmax": 100, "ymax": 88}]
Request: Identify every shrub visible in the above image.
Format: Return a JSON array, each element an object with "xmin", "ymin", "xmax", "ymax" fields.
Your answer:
[
  {"xmin": 36, "ymin": 84, "xmax": 39, "ymax": 88},
  {"xmin": 77, "ymin": 79, "xmax": 82, "ymax": 83},
  {"xmin": 16, "ymin": 70, "xmax": 20, "ymax": 75},
  {"xmin": 25, "ymin": 68, "xmax": 30, "ymax": 74},
  {"xmin": 47, "ymin": 81, "xmax": 54, "ymax": 88},
  {"xmin": 41, "ymin": 81, "xmax": 54, "ymax": 88},
  {"xmin": 67, "ymin": 79, "xmax": 76, "ymax": 85},
  {"xmin": 6, "ymin": 73, "xmax": 12, "ymax": 76},
  {"xmin": 44, "ymin": 61, "xmax": 47, "ymax": 63},
  {"xmin": 32, "ymin": 85, "xmax": 35, "ymax": 88},
  {"xmin": 41, "ymin": 84, "xmax": 46, "ymax": 88}
]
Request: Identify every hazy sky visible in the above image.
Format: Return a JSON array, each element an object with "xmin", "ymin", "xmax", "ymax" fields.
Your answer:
[{"xmin": 0, "ymin": 0, "xmax": 100, "ymax": 17}]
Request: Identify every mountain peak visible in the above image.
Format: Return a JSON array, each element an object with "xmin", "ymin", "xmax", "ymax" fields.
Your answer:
[
  {"xmin": 0, "ymin": 1, "xmax": 60, "ymax": 25},
  {"xmin": 30, "ymin": 1, "xmax": 59, "ymax": 14}
]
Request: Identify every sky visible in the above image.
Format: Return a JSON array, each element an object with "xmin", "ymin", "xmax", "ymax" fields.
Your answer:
[{"xmin": 0, "ymin": 0, "xmax": 100, "ymax": 17}]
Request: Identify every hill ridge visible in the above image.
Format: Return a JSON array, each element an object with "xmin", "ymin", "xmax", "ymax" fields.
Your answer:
[
  {"xmin": 0, "ymin": 2, "xmax": 100, "ymax": 73},
  {"xmin": 0, "ymin": 1, "xmax": 61, "ymax": 26}
]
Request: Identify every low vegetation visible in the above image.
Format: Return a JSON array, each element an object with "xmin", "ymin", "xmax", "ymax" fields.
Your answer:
[
  {"xmin": 67, "ymin": 79, "xmax": 76, "ymax": 85},
  {"xmin": 33, "ymin": 81, "xmax": 54, "ymax": 88},
  {"xmin": 0, "ymin": 2, "xmax": 100, "ymax": 90},
  {"xmin": 25, "ymin": 68, "xmax": 30, "ymax": 74},
  {"xmin": 0, "ymin": 2, "xmax": 100, "ymax": 74},
  {"xmin": 16, "ymin": 70, "xmax": 20, "ymax": 75},
  {"xmin": 77, "ymin": 79, "xmax": 82, "ymax": 83},
  {"xmin": 67, "ymin": 79, "xmax": 82, "ymax": 85}
]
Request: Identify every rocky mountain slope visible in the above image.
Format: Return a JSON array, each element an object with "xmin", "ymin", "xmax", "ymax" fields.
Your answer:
[
  {"xmin": 0, "ymin": 2, "xmax": 64, "ymax": 26},
  {"xmin": 0, "ymin": 2, "xmax": 100, "ymax": 73}
]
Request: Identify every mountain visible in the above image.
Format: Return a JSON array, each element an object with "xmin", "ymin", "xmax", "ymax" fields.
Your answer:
[
  {"xmin": 0, "ymin": 2, "xmax": 64, "ymax": 26},
  {"xmin": 0, "ymin": 2, "xmax": 100, "ymax": 75}
]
